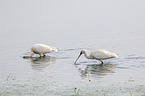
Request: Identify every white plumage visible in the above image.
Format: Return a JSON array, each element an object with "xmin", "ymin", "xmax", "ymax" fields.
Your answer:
[
  {"xmin": 24, "ymin": 44, "xmax": 58, "ymax": 57},
  {"xmin": 74, "ymin": 49, "xmax": 118, "ymax": 64}
]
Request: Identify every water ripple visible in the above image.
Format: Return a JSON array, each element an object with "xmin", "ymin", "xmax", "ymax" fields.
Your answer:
[
  {"xmin": 60, "ymin": 48, "xmax": 83, "ymax": 52},
  {"xmin": 126, "ymin": 56, "xmax": 145, "ymax": 60},
  {"xmin": 116, "ymin": 67, "xmax": 130, "ymax": 69}
]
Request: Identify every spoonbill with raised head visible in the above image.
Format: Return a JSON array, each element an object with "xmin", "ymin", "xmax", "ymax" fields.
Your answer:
[{"xmin": 74, "ymin": 49, "xmax": 118, "ymax": 64}]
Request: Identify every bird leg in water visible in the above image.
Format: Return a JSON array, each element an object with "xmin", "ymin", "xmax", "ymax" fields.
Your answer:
[{"xmin": 40, "ymin": 54, "xmax": 44, "ymax": 57}]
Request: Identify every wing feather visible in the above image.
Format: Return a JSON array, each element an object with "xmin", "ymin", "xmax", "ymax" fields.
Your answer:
[
  {"xmin": 31, "ymin": 44, "xmax": 52, "ymax": 54},
  {"xmin": 90, "ymin": 49, "xmax": 118, "ymax": 60}
]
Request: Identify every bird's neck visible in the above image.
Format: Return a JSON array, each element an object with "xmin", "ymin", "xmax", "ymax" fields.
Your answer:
[{"xmin": 84, "ymin": 51, "xmax": 91, "ymax": 59}]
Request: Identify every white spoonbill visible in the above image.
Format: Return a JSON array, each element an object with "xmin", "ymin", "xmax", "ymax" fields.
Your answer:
[
  {"xmin": 24, "ymin": 44, "xmax": 58, "ymax": 57},
  {"xmin": 74, "ymin": 49, "xmax": 118, "ymax": 64}
]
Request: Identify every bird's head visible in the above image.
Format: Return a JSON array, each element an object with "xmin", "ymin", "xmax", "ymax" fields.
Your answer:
[
  {"xmin": 81, "ymin": 49, "xmax": 89, "ymax": 54},
  {"xmin": 50, "ymin": 46, "xmax": 58, "ymax": 52},
  {"xmin": 74, "ymin": 49, "xmax": 89, "ymax": 64}
]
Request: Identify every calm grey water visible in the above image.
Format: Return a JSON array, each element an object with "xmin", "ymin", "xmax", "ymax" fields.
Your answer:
[{"xmin": 0, "ymin": 0, "xmax": 145, "ymax": 96}]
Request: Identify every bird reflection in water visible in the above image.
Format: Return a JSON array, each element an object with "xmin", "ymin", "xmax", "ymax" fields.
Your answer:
[
  {"xmin": 75, "ymin": 63, "xmax": 116, "ymax": 78},
  {"xmin": 25, "ymin": 56, "xmax": 56, "ymax": 70}
]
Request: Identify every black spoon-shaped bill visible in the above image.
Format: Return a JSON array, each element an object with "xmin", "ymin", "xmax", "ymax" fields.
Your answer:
[{"xmin": 74, "ymin": 52, "xmax": 82, "ymax": 64}]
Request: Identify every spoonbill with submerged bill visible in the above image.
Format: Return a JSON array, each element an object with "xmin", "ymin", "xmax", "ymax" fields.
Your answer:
[
  {"xmin": 23, "ymin": 44, "xmax": 58, "ymax": 58},
  {"xmin": 74, "ymin": 49, "xmax": 118, "ymax": 64}
]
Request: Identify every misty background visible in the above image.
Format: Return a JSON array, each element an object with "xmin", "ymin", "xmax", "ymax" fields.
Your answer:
[{"xmin": 1, "ymin": 0, "xmax": 145, "ymax": 36}]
